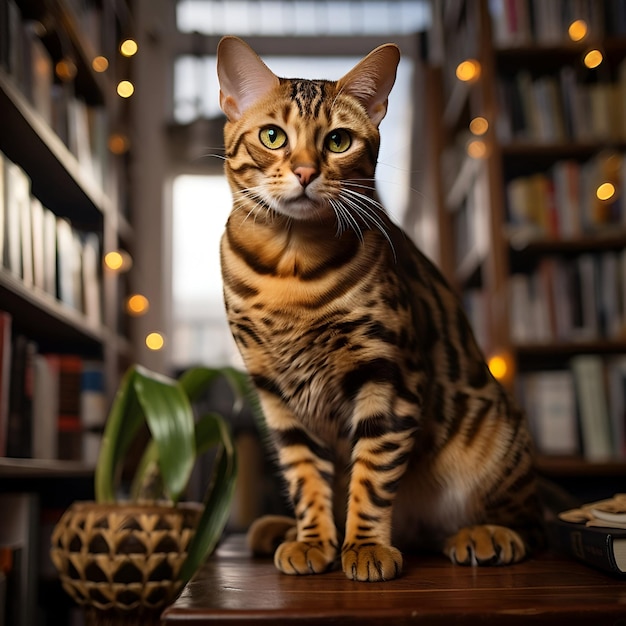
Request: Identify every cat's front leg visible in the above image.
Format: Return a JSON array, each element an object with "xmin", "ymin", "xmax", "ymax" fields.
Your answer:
[
  {"xmin": 342, "ymin": 391, "xmax": 417, "ymax": 582},
  {"xmin": 261, "ymin": 395, "xmax": 339, "ymax": 575}
]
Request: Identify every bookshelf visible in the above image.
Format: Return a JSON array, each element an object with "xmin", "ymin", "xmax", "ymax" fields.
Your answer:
[
  {"xmin": 417, "ymin": 0, "xmax": 626, "ymax": 484},
  {"xmin": 0, "ymin": 0, "xmax": 134, "ymax": 622},
  {"xmin": 0, "ymin": 0, "xmax": 134, "ymax": 459}
]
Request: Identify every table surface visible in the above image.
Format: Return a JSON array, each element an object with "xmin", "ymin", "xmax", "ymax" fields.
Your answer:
[{"xmin": 162, "ymin": 534, "xmax": 626, "ymax": 625}]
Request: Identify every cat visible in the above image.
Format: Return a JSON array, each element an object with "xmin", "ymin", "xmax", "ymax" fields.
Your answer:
[{"xmin": 217, "ymin": 35, "xmax": 543, "ymax": 582}]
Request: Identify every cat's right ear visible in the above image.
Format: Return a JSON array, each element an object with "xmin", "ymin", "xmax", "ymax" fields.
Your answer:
[{"xmin": 217, "ymin": 36, "xmax": 280, "ymax": 121}]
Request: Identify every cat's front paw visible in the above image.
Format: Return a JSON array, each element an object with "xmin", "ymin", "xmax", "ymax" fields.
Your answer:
[
  {"xmin": 444, "ymin": 525, "xmax": 526, "ymax": 566},
  {"xmin": 341, "ymin": 543, "xmax": 403, "ymax": 582},
  {"xmin": 274, "ymin": 540, "xmax": 337, "ymax": 575}
]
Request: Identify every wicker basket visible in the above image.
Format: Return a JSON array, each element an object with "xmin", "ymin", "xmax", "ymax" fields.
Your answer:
[{"xmin": 50, "ymin": 501, "xmax": 202, "ymax": 618}]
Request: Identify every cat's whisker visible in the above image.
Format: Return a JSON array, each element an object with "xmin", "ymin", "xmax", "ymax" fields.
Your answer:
[
  {"xmin": 338, "ymin": 189, "xmax": 396, "ymax": 260},
  {"xmin": 330, "ymin": 198, "xmax": 364, "ymax": 243}
]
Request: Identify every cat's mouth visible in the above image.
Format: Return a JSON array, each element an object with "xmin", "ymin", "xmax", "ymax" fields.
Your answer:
[{"xmin": 271, "ymin": 185, "xmax": 332, "ymax": 221}]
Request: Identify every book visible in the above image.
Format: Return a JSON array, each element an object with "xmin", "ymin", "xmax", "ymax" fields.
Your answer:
[
  {"xmin": 31, "ymin": 354, "xmax": 59, "ymax": 460},
  {"xmin": 0, "ymin": 311, "xmax": 11, "ymax": 457},
  {"xmin": 18, "ymin": 180, "xmax": 33, "ymax": 287},
  {"xmin": 56, "ymin": 355, "xmax": 83, "ymax": 461},
  {"xmin": 523, "ymin": 370, "xmax": 579, "ymax": 456},
  {"xmin": 6, "ymin": 335, "xmax": 36, "ymax": 458},
  {"xmin": 55, "ymin": 217, "xmax": 81, "ymax": 310},
  {"xmin": 607, "ymin": 357, "xmax": 626, "ymax": 458},
  {"xmin": 4, "ymin": 161, "xmax": 30, "ymax": 278},
  {"xmin": 42, "ymin": 206, "xmax": 56, "ymax": 297},
  {"xmin": 552, "ymin": 494, "xmax": 626, "ymax": 577},
  {"xmin": 570, "ymin": 355, "xmax": 613, "ymax": 461},
  {"xmin": 81, "ymin": 232, "xmax": 102, "ymax": 326},
  {"xmin": 0, "ymin": 152, "xmax": 5, "ymax": 268},
  {"xmin": 29, "ymin": 198, "xmax": 45, "ymax": 291},
  {"xmin": 80, "ymin": 360, "xmax": 106, "ymax": 463},
  {"xmin": 25, "ymin": 25, "xmax": 52, "ymax": 125},
  {"xmin": 550, "ymin": 519, "xmax": 626, "ymax": 577}
]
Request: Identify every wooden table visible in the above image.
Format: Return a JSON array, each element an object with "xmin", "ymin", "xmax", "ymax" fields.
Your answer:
[{"xmin": 162, "ymin": 535, "xmax": 626, "ymax": 625}]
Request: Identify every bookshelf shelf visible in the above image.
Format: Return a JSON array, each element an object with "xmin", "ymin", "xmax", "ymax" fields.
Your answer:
[
  {"xmin": 536, "ymin": 455, "xmax": 626, "ymax": 478},
  {"xmin": 0, "ymin": 268, "xmax": 105, "ymax": 351},
  {"xmin": 510, "ymin": 232, "xmax": 626, "ymax": 254},
  {"xmin": 501, "ymin": 141, "xmax": 626, "ymax": 159},
  {"xmin": 495, "ymin": 38, "xmax": 626, "ymax": 66},
  {"xmin": 0, "ymin": 69, "xmax": 111, "ymax": 225},
  {"xmin": 0, "ymin": 456, "xmax": 94, "ymax": 478}
]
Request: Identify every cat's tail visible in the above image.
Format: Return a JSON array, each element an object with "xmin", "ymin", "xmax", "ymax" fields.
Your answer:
[{"xmin": 247, "ymin": 515, "xmax": 297, "ymax": 556}]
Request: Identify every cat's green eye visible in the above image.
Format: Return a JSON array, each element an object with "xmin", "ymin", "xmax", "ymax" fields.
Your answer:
[
  {"xmin": 325, "ymin": 129, "xmax": 352, "ymax": 153},
  {"xmin": 259, "ymin": 126, "xmax": 287, "ymax": 150}
]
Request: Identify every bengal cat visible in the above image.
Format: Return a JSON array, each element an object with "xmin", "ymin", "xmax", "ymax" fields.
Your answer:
[{"xmin": 217, "ymin": 36, "xmax": 542, "ymax": 582}]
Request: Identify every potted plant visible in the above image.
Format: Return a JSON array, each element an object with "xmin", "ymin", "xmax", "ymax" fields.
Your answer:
[{"xmin": 50, "ymin": 364, "xmax": 250, "ymax": 625}]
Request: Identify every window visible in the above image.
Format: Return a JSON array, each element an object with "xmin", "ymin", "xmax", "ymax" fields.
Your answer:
[{"xmin": 176, "ymin": 0, "xmax": 429, "ymax": 36}]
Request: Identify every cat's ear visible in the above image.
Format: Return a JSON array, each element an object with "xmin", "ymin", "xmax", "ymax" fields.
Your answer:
[
  {"xmin": 337, "ymin": 44, "xmax": 400, "ymax": 127},
  {"xmin": 217, "ymin": 36, "xmax": 280, "ymax": 121}
]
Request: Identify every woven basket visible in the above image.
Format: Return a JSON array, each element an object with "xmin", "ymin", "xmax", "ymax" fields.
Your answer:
[{"xmin": 50, "ymin": 501, "xmax": 201, "ymax": 618}]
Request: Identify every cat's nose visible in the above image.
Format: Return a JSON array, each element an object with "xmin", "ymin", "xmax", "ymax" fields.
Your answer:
[{"xmin": 293, "ymin": 165, "xmax": 318, "ymax": 188}]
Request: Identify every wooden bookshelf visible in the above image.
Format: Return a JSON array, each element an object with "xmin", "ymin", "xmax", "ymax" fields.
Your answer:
[
  {"xmin": 419, "ymin": 0, "xmax": 626, "ymax": 478},
  {"xmin": 0, "ymin": 0, "xmax": 134, "ymax": 622}
]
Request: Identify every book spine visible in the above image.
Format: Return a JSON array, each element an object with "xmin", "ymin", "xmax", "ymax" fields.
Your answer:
[
  {"xmin": 551, "ymin": 522, "xmax": 625, "ymax": 577},
  {"xmin": 0, "ymin": 311, "xmax": 12, "ymax": 457}
]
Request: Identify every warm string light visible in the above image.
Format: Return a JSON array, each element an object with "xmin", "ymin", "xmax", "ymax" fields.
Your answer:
[
  {"xmin": 469, "ymin": 116, "xmax": 489, "ymax": 136},
  {"xmin": 117, "ymin": 80, "xmax": 135, "ymax": 98},
  {"xmin": 95, "ymin": 34, "xmax": 163, "ymax": 353},
  {"xmin": 104, "ymin": 250, "xmax": 133, "ymax": 272},
  {"xmin": 92, "ymin": 56, "xmax": 109, "ymax": 72},
  {"xmin": 120, "ymin": 38, "xmax": 138, "ymax": 57},
  {"xmin": 568, "ymin": 19, "xmax": 588, "ymax": 42},
  {"xmin": 596, "ymin": 182, "xmax": 616, "ymax": 201},
  {"xmin": 146, "ymin": 332, "xmax": 165, "ymax": 351},
  {"xmin": 126, "ymin": 294, "xmax": 149, "ymax": 316},
  {"xmin": 108, "ymin": 133, "xmax": 130, "ymax": 155},
  {"xmin": 105, "ymin": 251, "xmax": 160, "ymax": 348},
  {"xmin": 487, "ymin": 351, "xmax": 514, "ymax": 385},
  {"xmin": 584, "ymin": 49, "xmax": 603, "ymax": 69},
  {"xmin": 456, "ymin": 59, "xmax": 481, "ymax": 83},
  {"xmin": 55, "ymin": 58, "xmax": 77, "ymax": 81},
  {"xmin": 467, "ymin": 116, "xmax": 489, "ymax": 159},
  {"xmin": 467, "ymin": 139, "xmax": 488, "ymax": 159}
]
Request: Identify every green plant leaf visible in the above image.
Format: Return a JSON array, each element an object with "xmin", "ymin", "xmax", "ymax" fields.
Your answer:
[
  {"xmin": 95, "ymin": 365, "xmax": 196, "ymax": 504},
  {"xmin": 133, "ymin": 372, "xmax": 195, "ymax": 502},
  {"xmin": 129, "ymin": 440, "xmax": 162, "ymax": 501},
  {"xmin": 178, "ymin": 367, "xmax": 224, "ymax": 403},
  {"xmin": 180, "ymin": 412, "xmax": 237, "ymax": 583},
  {"xmin": 95, "ymin": 366, "xmax": 144, "ymax": 502},
  {"xmin": 178, "ymin": 366, "xmax": 254, "ymax": 415}
]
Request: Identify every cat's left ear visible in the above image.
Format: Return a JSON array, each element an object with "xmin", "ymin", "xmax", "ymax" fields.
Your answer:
[
  {"xmin": 337, "ymin": 44, "xmax": 400, "ymax": 127},
  {"xmin": 217, "ymin": 36, "xmax": 280, "ymax": 122}
]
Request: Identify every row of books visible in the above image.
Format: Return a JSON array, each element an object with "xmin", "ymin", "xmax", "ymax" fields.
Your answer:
[
  {"xmin": 490, "ymin": 0, "xmax": 626, "ymax": 46},
  {"xmin": 506, "ymin": 152, "xmax": 626, "ymax": 241},
  {"xmin": 509, "ymin": 251, "xmax": 626, "ymax": 344},
  {"xmin": 1, "ymin": 0, "xmax": 110, "ymax": 188},
  {"xmin": 1, "ymin": 151, "xmax": 103, "ymax": 326},
  {"xmin": 0, "ymin": 310, "xmax": 107, "ymax": 463},
  {"xmin": 496, "ymin": 63, "xmax": 626, "ymax": 145},
  {"xmin": 518, "ymin": 355, "xmax": 626, "ymax": 461}
]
